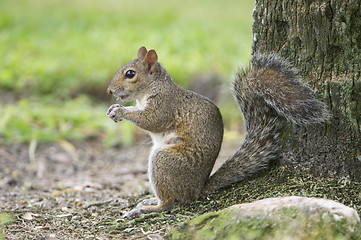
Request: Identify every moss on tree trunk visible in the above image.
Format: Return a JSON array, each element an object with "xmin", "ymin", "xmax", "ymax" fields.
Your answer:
[{"xmin": 252, "ymin": 0, "xmax": 361, "ymax": 180}]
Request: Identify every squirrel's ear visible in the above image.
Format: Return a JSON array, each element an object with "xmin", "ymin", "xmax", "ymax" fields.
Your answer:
[
  {"xmin": 144, "ymin": 49, "xmax": 158, "ymax": 66},
  {"xmin": 137, "ymin": 46, "xmax": 148, "ymax": 59}
]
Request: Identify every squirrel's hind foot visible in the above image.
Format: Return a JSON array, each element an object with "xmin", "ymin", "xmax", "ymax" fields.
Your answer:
[
  {"xmin": 123, "ymin": 197, "xmax": 174, "ymax": 219},
  {"xmin": 136, "ymin": 198, "xmax": 158, "ymax": 208}
]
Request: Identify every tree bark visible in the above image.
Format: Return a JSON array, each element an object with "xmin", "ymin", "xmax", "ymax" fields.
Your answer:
[{"xmin": 252, "ymin": 0, "xmax": 361, "ymax": 180}]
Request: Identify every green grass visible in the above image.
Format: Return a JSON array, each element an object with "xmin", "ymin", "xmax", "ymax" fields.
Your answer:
[
  {"xmin": 0, "ymin": 213, "xmax": 13, "ymax": 240},
  {"xmin": 0, "ymin": 96, "xmax": 135, "ymax": 146},
  {"xmin": 0, "ymin": 0, "xmax": 254, "ymax": 145}
]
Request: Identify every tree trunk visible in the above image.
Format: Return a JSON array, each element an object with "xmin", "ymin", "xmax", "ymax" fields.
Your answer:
[{"xmin": 252, "ymin": 0, "xmax": 361, "ymax": 180}]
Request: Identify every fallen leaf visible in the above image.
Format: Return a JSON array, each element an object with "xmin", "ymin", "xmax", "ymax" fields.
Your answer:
[{"xmin": 22, "ymin": 212, "xmax": 35, "ymax": 220}]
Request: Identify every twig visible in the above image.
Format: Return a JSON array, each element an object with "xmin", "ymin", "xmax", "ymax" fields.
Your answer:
[
  {"xmin": 28, "ymin": 139, "xmax": 37, "ymax": 163},
  {"xmin": 82, "ymin": 199, "xmax": 114, "ymax": 209}
]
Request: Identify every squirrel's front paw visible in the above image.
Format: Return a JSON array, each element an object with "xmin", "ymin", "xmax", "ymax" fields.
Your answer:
[{"xmin": 107, "ymin": 104, "xmax": 124, "ymax": 122}]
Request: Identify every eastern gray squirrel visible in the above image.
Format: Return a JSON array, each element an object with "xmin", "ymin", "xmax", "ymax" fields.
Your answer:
[{"xmin": 106, "ymin": 46, "xmax": 330, "ymax": 218}]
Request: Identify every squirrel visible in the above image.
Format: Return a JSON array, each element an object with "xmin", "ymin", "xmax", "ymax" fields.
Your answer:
[{"xmin": 106, "ymin": 46, "xmax": 330, "ymax": 218}]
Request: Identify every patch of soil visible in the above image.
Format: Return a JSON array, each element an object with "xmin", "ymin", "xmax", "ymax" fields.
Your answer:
[{"xmin": 0, "ymin": 138, "xmax": 240, "ymax": 239}]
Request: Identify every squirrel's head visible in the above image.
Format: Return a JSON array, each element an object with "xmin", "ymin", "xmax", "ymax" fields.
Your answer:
[{"xmin": 107, "ymin": 46, "xmax": 159, "ymax": 101}]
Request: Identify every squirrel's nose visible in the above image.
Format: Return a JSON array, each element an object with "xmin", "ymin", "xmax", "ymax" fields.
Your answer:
[{"xmin": 107, "ymin": 88, "xmax": 113, "ymax": 95}]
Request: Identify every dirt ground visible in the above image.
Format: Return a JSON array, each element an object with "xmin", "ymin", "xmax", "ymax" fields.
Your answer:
[{"xmin": 0, "ymin": 136, "xmax": 240, "ymax": 239}]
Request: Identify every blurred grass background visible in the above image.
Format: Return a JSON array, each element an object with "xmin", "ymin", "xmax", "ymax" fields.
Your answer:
[{"xmin": 0, "ymin": 0, "xmax": 254, "ymax": 147}]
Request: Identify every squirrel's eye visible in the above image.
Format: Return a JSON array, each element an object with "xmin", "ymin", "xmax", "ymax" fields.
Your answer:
[{"xmin": 125, "ymin": 70, "xmax": 136, "ymax": 79}]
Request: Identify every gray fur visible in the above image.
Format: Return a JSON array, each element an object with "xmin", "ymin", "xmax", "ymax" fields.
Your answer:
[{"xmin": 202, "ymin": 53, "xmax": 331, "ymax": 194}]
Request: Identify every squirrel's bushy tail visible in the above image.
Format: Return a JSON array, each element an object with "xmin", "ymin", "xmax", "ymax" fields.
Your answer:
[{"xmin": 202, "ymin": 54, "xmax": 330, "ymax": 194}]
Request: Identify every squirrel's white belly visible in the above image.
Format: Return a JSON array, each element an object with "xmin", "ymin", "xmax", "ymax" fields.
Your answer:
[
  {"xmin": 148, "ymin": 131, "xmax": 182, "ymax": 162},
  {"xmin": 148, "ymin": 131, "xmax": 181, "ymax": 200},
  {"xmin": 149, "ymin": 131, "xmax": 181, "ymax": 151}
]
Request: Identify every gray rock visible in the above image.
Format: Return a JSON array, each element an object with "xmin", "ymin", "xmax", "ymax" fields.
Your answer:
[{"xmin": 170, "ymin": 196, "xmax": 360, "ymax": 240}]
